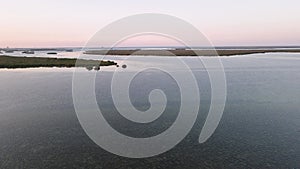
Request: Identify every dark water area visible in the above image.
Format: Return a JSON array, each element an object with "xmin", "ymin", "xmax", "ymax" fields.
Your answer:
[{"xmin": 0, "ymin": 53, "xmax": 299, "ymax": 168}]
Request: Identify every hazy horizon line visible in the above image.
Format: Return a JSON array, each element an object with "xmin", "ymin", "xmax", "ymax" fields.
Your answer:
[{"xmin": 1, "ymin": 45, "xmax": 300, "ymax": 49}]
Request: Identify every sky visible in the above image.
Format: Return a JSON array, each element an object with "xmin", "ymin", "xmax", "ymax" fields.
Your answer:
[{"xmin": 0, "ymin": 0, "xmax": 300, "ymax": 47}]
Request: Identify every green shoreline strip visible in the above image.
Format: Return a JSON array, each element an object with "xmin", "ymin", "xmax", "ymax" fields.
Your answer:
[{"xmin": 0, "ymin": 55, "xmax": 117, "ymax": 69}]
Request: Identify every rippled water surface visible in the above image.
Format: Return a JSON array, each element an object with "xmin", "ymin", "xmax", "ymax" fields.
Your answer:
[{"xmin": 0, "ymin": 53, "xmax": 299, "ymax": 168}]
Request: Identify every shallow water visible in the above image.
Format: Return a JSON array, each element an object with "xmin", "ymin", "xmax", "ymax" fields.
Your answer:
[{"xmin": 0, "ymin": 53, "xmax": 299, "ymax": 168}]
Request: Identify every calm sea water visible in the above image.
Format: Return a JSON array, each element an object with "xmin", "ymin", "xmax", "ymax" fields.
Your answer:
[{"xmin": 0, "ymin": 53, "xmax": 299, "ymax": 168}]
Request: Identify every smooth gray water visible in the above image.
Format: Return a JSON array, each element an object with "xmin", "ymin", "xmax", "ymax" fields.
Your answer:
[{"xmin": 0, "ymin": 53, "xmax": 299, "ymax": 168}]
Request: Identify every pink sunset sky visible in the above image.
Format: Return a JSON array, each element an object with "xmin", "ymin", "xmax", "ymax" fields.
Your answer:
[{"xmin": 1, "ymin": 0, "xmax": 300, "ymax": 48}]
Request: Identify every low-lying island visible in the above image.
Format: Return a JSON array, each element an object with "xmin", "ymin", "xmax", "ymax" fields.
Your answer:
[
  {"xmin": 0, "ymin": 55, "xmax": 117, "ymax": 69},
  {"xmin": 85, "ymin": 48, "xmax": 300, "ymax": 56}
]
